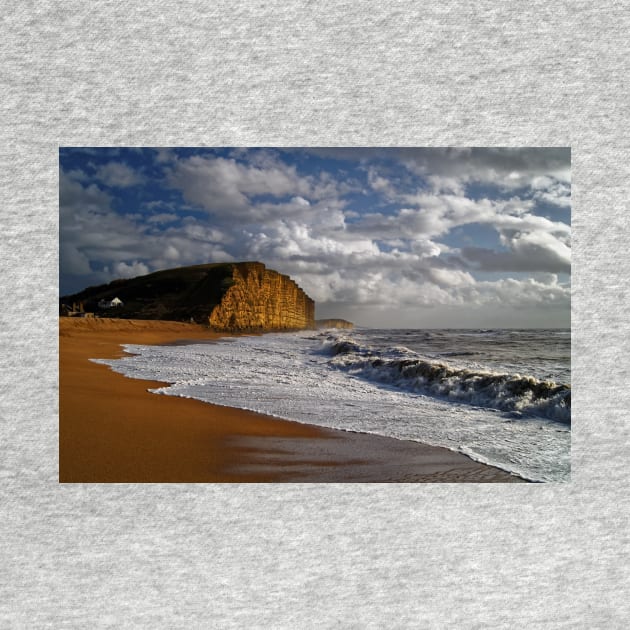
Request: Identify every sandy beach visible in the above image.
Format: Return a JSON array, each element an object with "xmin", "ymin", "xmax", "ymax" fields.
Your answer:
[{"xmin": 59, "ymin": 318, "xmax": 524, "ymax": 482}]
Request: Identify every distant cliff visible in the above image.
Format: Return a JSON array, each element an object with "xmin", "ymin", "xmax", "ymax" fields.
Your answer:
[
  {"xmin": 60, "ymin": 262, "xmax": 315, "ymax": 332},
  {"xmin": 315, "ymin": 319, "xmax": 354, "ymax": 329}
]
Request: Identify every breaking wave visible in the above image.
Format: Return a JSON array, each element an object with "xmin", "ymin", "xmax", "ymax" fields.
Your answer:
[{"xmin": 322, "ymin": 335, "xmax": 571, "ymax": 424}]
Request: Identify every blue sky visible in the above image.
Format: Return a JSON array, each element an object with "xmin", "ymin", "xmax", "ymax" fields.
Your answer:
[{"xmin": 60, "ymin": 147, "xmax": 571, "ymax": 327}]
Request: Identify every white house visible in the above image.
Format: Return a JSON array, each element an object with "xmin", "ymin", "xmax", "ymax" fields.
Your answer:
[{"xmin": 98, "ymin": 297, "xmax": 124, "ymax": 309}]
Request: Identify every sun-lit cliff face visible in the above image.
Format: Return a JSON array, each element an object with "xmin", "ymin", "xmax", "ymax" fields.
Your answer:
[
  {"xmin": 60, "ymin": 262, "xmax": 315, "ymax": 332},
  {"xmin": 209, "ymin": 262, "xmax": 314, "ymax": 331}
]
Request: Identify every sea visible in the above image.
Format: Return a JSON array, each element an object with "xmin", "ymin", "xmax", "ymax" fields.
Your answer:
[{"xmin": 93, "ymin": 328, "xmax": 571, "ymax": 482}]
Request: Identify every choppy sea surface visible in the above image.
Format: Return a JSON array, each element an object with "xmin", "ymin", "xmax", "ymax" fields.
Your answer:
[{"xmin": 94, "ymin": 328, "xmax": 571, "ymax": 482}]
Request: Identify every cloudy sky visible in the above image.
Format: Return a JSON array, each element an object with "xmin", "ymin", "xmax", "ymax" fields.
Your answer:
[{"xmin": 60, "ymin": 147, "xmax": 570, "ymax": 328}]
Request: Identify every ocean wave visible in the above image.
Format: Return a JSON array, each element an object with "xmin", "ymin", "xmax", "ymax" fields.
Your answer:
[{"xmin": 322, "ymin": 335, "xmax": 571, "ymax": 424}]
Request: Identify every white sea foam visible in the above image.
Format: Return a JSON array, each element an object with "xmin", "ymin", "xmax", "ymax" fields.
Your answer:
[
  {"xmin": 323, "ymin": 336, "xmax": 570, "ymax": 424},
  {"xmin": 93, "ymin": 329, "xmax": 570, "ymax": 482}
]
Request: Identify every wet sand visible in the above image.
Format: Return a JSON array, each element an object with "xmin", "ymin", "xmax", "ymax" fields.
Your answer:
[{"xmin": 59, "ymin": 318, "xmax": 524, "ymax": 482}]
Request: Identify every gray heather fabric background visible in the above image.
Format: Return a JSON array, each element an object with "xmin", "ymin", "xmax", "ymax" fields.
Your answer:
[{"xmin": 1, "ymin": 1, "xmax": 628, "ymax": 628}]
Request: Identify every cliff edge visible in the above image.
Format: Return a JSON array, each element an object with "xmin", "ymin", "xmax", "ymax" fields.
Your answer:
[{"xmin": 60, "ymin": 262, "xmax": 315, "ymax": 332}]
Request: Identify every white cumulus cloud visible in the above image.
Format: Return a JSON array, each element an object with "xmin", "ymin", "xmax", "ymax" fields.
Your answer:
[{"xmin": 94, "ymin": 162, "xmax": 145, "ymax": 188}]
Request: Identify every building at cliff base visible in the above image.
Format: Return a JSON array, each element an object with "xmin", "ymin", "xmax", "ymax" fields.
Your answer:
[{"xmin": 60, "ymin": 262, "xmax": 315, "ymax": 332}]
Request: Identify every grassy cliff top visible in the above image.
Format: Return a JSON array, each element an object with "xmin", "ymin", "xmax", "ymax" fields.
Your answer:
[{"xmin": 60, "ymin": 263, "xmax": 240, "ymax": 322}]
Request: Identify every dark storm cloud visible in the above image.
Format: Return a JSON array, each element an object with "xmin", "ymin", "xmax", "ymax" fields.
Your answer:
[{"xmin": 460, "ymin": 246, "xmax": 571, "ymax": 274}]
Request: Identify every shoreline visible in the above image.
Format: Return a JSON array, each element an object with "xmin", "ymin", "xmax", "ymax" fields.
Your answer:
[{"xmin": 59, "ymin": 318, "xmax": 525, "ymax": 482}]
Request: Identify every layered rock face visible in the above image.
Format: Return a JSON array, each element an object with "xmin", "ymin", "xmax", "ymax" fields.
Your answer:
[
  {"xmin": 209, "ymin": 262, "xmax": 314, "ymax": 331},
  {"xmin": 315, "ymin": 319, "xmax": 354, "ymax": 329},
  {"xmin": 60, "ymin": 262, "xmax": 315, "ymax": 332}
]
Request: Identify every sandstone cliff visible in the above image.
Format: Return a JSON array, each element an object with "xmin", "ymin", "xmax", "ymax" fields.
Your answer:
[
  {"xmin": 60, "ymin": 262, "xmax": 315, "ymax": 332},
  {"xmin": 315, "ymin": 319, "xmax": 354, "ymax": 329},
  {"xmin": 209, "ymin": 262, "xmax": 314, "ymax": 331}
]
